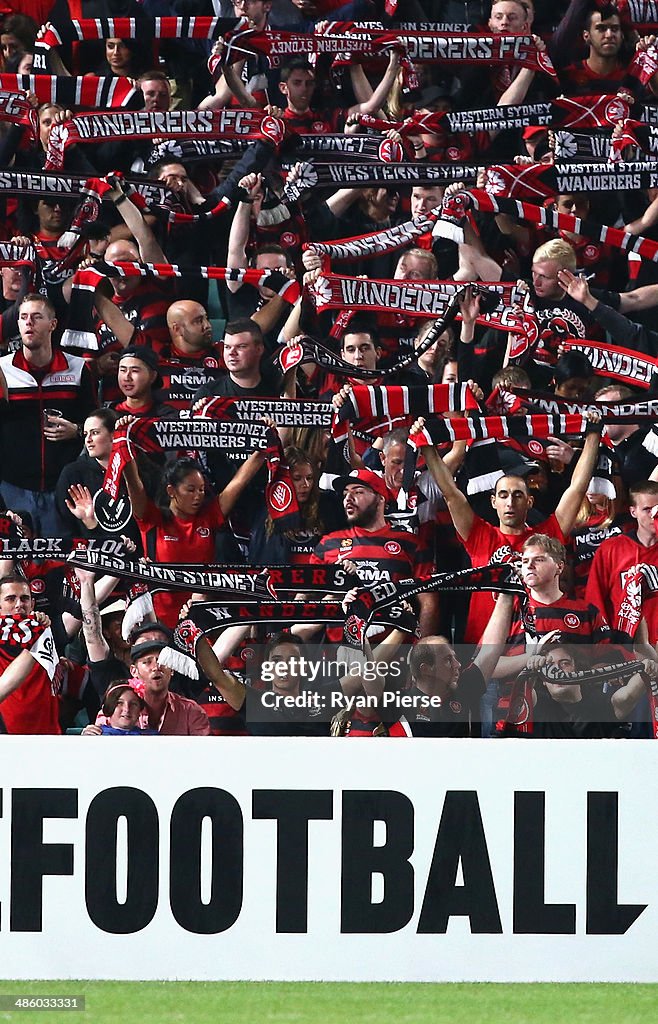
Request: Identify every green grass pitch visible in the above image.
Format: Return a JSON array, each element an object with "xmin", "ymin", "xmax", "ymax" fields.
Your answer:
[{"xmin": 0, "ymin": 982, "xmax": 657, "ymax": 1023}]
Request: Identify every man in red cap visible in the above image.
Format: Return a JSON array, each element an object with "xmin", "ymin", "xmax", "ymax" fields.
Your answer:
[{"xmin": 311, "ymin": 469, "xmax": 438, "ymax": 636}]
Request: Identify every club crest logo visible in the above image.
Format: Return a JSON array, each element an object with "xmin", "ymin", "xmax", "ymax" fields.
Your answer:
[
  {"xmin": 280, "ymin": 344, "xmax": 303, "ymax": 373},
  {"xmin": 260, "ymin": 116, "xmax": 285, "ymax": 146},
  {"xmin": 378, "ymin": 138, "xmax": 403, "ymax": 163},
  {"xmin": 270, "ymin": 482, "xmax": 293, "ymax": 512}
]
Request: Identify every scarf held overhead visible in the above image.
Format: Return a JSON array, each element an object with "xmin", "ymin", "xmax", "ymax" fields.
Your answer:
[
  {"xmin": 342, "ymin": 563, "xmax": 535, "ymax": 649},
  {"xmin": 561, "ymin": 340, "xmax": 658, "ymax": 389},
  {"xmin": 218, "ymin": 25, "xmax": 556, "ymax": 76},
  {"xmin": 307, "ymin": 274, "xmax": 531, "ymax": 334},
  {"xmin": 63, "ymin": 263, "xmax": 299, "ymax": 351},
  {"xmin": 44, "ymin": 109, "xmax": 286, "ymax": 172},
  {"xmin": 66, "ymin": 552, "xmax": 359, "ymax": 596}
]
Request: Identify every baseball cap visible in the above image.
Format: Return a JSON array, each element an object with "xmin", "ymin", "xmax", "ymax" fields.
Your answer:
[
  {"xmin": 522, "ymin": 125, "xmax": 548, "ymax": 140},
  {"xmin": 418, "ymin": 83, "xmax": 453, "ymax": 109},
  {"xmin": 130, "ymin": 638, "xmax": 167, "ymax": 662},
  {"xmin": 333, "ymin": 469, "xmax": 390, "ymax": 501},
  {"xmin": 129, "ymin": 620, "xmax": 174, "ymax": 644},
  {"xmin": 119, "ymin": 346, "xmax": 163, "ymax": 388}
]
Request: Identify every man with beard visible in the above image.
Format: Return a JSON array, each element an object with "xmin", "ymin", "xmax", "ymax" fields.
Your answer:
[
  {"xmin": 311, "ymin": 469, "xmax": 438, "ymax": 636},
  {"xmin": 158, "ymin": 300, "xmax": 225, "ymax": 410}
]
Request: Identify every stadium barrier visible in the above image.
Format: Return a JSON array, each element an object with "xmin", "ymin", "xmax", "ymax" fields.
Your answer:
[{"xmin": 0, "ymin": 737, "xmax": 654, "ymax": 982}]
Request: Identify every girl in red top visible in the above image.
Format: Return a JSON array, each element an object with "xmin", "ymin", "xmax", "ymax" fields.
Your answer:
[{"xmin": 123, "ymin": 445, "xmax": 266, "ymax": 628}]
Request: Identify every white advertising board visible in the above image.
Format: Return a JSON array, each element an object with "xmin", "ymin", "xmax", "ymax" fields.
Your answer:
[{"xmin": 0, "ymin": 737, "xmax": 653, "ymax": 981}]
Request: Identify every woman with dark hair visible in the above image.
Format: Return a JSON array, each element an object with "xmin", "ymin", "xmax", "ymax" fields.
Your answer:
[
  {"xmin": 97, "ymin": 37, "xmax": 145, "ymax": 79},
  {"xmin": 120, "ymin": 418, "xmax": 268, "ymax": 625},
  {"xmin": 249, "ymin": 446, "xmax": 326, "ymax": 565},
  {"xmin": 1, "ymin": 13, "xmax": 37, "ymax": 68},
  {"xmin": 56, "ymin": 407, "xmax": 161, "ymax": 549},
  {"xmin": 55, "ymin": 409, "xmax": 125, "ymax": 537},
  {"xmin": 82, "ymin": 682, "xmax": 157, "ymax": 735}
]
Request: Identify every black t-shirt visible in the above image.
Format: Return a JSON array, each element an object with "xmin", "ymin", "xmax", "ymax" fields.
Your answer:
[
  {"xmin": 245, "ymin": 679, "xmax": 344, "ymax": 736},
  {"xmin": 532, "ymin": 685, "xmax": 629, "ymax": 739},
  {"xmin": 404, "ymin": 664, "xmax": 486, "ymax": 738}
]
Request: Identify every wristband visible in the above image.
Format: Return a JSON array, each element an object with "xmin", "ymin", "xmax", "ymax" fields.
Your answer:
[{"xmin": 114, "ymin": 194, "xmax": 127, "ymax": 206}]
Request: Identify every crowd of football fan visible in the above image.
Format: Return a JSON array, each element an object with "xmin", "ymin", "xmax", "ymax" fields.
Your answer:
[{"xmin": 1, "ymin": 0, "xmax": 658, "ymax": 738}]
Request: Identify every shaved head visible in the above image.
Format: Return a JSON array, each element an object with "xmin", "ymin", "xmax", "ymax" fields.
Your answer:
[{"xmin": 166, "ymin": 299, "xmax": 212, "ymax": 354}]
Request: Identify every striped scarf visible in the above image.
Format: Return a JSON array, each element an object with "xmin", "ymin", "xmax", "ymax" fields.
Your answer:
[
  {"xmin": 408, "ymin": 413, "xmax": 591, "ymax": 447},
  {"xmin": 45, "ymin": 109, "xmax": 285, "ymax": 172},
  {"xmin": 62, "ymin": 262, "xmax": 299, "ymax": 351},
  {"xmin": 218, "ymin": 24, "xmax": 556, "ymax": 76},
  {"xmin": 67, "ymin": 552, "xmax": 358, "ymax": 596},
  {"xmin": 0, "ymin": 74, "xmax": 137, "ymax": 109},
  {"xmin": 354, "ymin": 94, "xmax": 635, "ymax": 135},
  {"xmin": 561, "ymin": 340, "xmax": 658, "ymax": 389},
  {"xmin": 307, "ymin": 273, "xmax": 532, "ymax": 335},
  {"xmin": 342, "ymin": 563, "xmax": 535, "ymax": 650}
]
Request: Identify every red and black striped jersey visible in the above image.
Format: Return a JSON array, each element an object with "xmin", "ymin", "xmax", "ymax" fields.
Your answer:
[
  {"xmin": 312, "ymin": 524, "xmax": 432, "ymax": 641},
  {"xmin": 312, "ymin": 524, "xmax": 429, "ymax": 582},
  {"xmin": 283, "ymin": 108, "xmax": 336, "ymax": 135},
  {"xmin": 558, "ymin": 60, "xmax": 628, "ymax": 97},
  {"xmin": 507, "ymin": 594, "xmax": 612, "ymax": 649},
  {"xmin": 568, "ymin": 513, "xmax": 628, "ymax": 600}
]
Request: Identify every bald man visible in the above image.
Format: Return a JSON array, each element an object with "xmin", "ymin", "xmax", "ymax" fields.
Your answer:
[
  {"xmin": 157, "ymin": 300, "xmax": 225, "ymax": 410},
  {"xmin": 166, "ymin": 300, "xmax": 215, "ymax": 357}
]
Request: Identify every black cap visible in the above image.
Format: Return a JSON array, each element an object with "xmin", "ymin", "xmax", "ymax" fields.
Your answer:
[
  {"xmin": 129, "ymin": 620, "xmax": 174, "ymax": 644},
  {"xmin": 418, "ymin": 83, "xmax": 453, "ymax": 109},
  {"xmin": 119, "ymin": 346, "xmax": 163, "ymax": 388},
  {"xmin": 130, "ymin": 638, "xmax": 167, "ymax": 662}
]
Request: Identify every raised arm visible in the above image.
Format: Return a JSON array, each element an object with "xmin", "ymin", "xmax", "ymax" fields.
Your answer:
[
  {"xmin": 554, "ymin": 420, "xmax": 601, "ymax": 536},
  {"xmin": 223, "ymin": 61, "xmax": 259, "ymax": 108},
  {"xmin": 611, "ymin": 667, "xmax": 651, "ymax": 721},
  {"xmin": 348, "ymin": 50, "xmax": 401, "ymax": 116},
  {"xmin": 411, "ymin": 416, "xmax": 475, "ymax": 540},
  {"xmin": 94, "ymin": 280, "xmax": 138, "ymax": 349},
  {"xmin": 217, "ymin": 449, "xmax": 267, "ymax": 516},
  {"xmin": 473, "ymin": 591, "xmax": 516, "ymax": 679},
  {"xmin": 76, "ymin": 568, "xmax": 110, "ymax": 663},
  {"xmin": 121, "ymin": 446, "xmax": 149, "ymax": 521},
  {"xmin": 226, "ymin": 174, "xmax": 261, "ymax": 293},
  {"xmin": 194, "ymin": 634, "xmax": 246, "ymax": 711},
  {"xmin": 111, "ymin": 183, "xmax": 166, "ymax": 265}
]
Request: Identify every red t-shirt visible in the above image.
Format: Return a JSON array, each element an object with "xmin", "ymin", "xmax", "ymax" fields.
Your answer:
[
  {"xmin": 586, "ymin": 532, "xmax": 658, "ymax": 643},
  {"xmin": 461, "ymin": 513, "xmax": 566, "ymax": 644},
  {"xmin": 0, "ymin": 651, "xmax": 60, "ymax": 735},
  {"xmin": 135, "ymin": 498, "xmax": 226, "ymax": 628}
]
